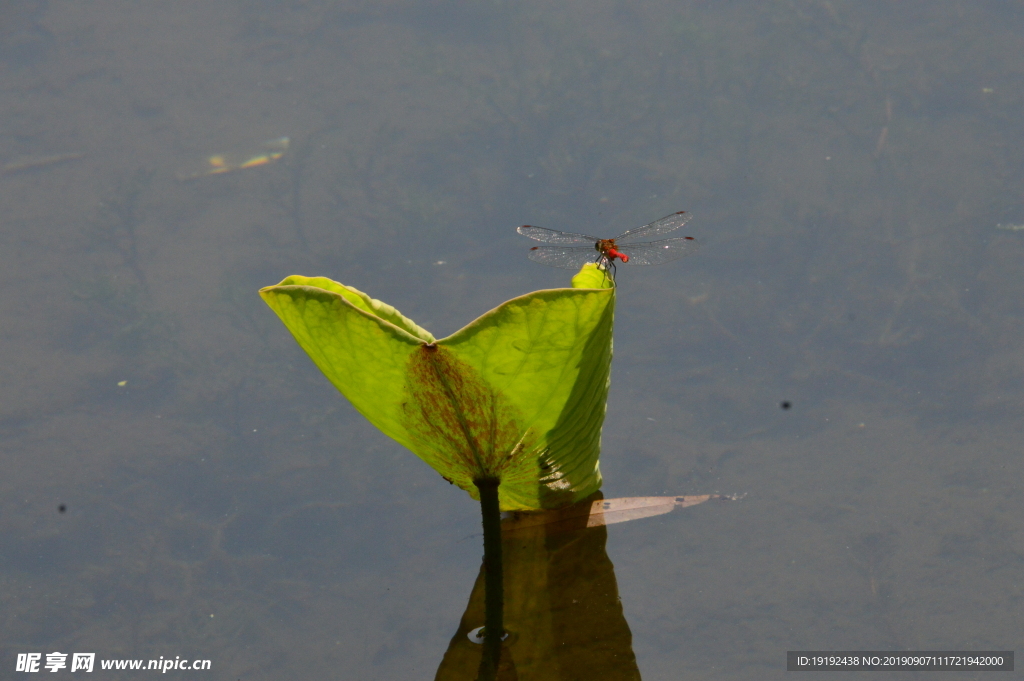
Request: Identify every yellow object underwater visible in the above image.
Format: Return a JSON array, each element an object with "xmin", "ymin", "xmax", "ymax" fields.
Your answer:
[
  {"xmin": 2, "ymin": 152, "xmax": 84, "ymax": 174},
  {"xmin": 178, "ymin": 137, "xmax": 289, "ymax": 180}
]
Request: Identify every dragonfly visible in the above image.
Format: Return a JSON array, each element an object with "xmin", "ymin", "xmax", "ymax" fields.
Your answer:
[{"xmin": 517, "ymin": 211, "xmax": 698, "ymax": 277}]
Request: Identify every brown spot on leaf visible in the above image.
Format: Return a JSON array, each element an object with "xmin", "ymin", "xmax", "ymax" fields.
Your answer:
[{"xmin": 402, "ymin": 344, "xmax": 531, "ymax": 481}]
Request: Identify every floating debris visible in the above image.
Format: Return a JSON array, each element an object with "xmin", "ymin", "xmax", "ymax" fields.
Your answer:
[
  {"xmin": 996, "ymin": 223, "xmax": 1024, "ymax": 232},
  {"xmin": 503, "ymin": 493, "xmax": 745, "ymax": 532},
  {"xmin": 177, "ymin": 136, "xmax": 289, "ymax": 180},
  {"xmin": 2, "ymin": 152, "xmax": 84, "ymax": 174}
]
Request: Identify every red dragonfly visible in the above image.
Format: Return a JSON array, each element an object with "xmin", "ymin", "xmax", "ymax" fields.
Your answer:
[{"xmin": 517, "ymin": 211, "xmax": 698, "ymax": 275}]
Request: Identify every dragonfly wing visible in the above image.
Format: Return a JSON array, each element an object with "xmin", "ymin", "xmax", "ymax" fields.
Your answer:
[
  {"xmin": 525, "ymin": 245, "xmax": 601, "ymax": 270},
  {"xmin": 615, "ymin": 211, "xmax": 691, "ymax": 243},
  {"xmin": 517, "ymin": 225, "xmax": 598, "ymax": 245},
  {"xmin": 617, "ymin": 237, "xmax": 699, "ymax": 265}
]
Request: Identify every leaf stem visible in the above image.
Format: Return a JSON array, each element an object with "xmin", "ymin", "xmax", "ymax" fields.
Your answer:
[{"xmin": 475, "ymin": 477, "xmax": 504, "ymax": 677}]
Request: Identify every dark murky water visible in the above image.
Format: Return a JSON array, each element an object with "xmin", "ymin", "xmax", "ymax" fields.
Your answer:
[{"xmin": 1, "ymin": 2, "xmax": 1022, "ymax": 679}]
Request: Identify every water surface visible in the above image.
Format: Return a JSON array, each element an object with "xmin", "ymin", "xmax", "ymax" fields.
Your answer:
[{"xmin": 1, "ymin": 2, "xmax": 1021, "ymax": 678}]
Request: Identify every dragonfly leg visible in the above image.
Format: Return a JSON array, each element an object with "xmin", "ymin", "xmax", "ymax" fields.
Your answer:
[{"xmin": 594, "ymin": 254, "xmax": 617, "ymax": 281}]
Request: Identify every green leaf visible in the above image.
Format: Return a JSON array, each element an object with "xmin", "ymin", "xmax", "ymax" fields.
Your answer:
[
  {"xmin": 571, "ymin": 262, "xmax": 615, "ymax": 289},
  {"xmin": 260, "ymin": 267, "xmax": 614, "ymax": 511}
]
